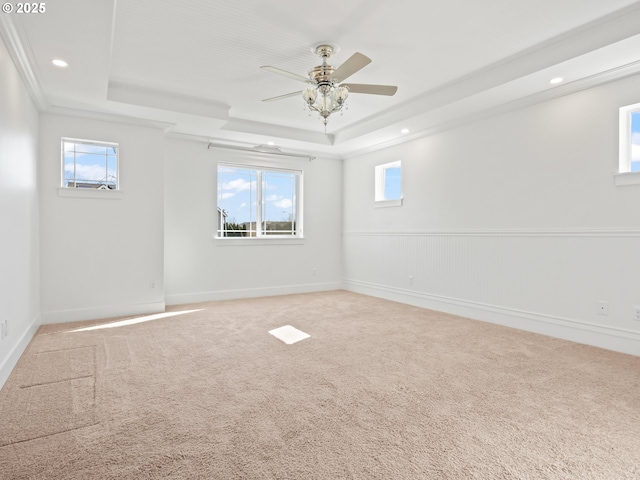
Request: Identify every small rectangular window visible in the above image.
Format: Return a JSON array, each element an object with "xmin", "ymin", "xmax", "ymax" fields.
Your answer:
[
  {"xmin": 619, "ymin": 104, "xmax": 640, "ymax": 174},
  {"xmin": 616, "ymin": 104, "xmax": 640, "ymax": 186},
  {"xmin": 217, "ymin": 164, "xmax": 302, "ymax": 238},
  {"xmin": 62, "ymin": 138, "xmax": 119, "ymax": 190},
  {"xmin": 630, "ymin": 111, "xmax": 640, "ymax": 173},
  {"xmin": 375, "ymin": 160, "xmax": 402, "ymax": 206}
]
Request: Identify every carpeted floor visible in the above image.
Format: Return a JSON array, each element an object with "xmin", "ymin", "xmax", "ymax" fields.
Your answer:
[{"xmin": 1, "ymin": 290, "xmax": 639, "ymax": 479}]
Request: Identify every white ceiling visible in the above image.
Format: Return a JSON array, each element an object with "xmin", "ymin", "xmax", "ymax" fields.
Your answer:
[{"xmin": 3, "ymin": 0, "xmax": 640, "ymax": 157}]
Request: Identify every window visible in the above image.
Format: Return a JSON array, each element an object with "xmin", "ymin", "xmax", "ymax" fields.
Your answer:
[
  {"xmin": 616, "ymin": 104, "xmax": 640, "ymax": 186},
  {"xmin": 216, "ymin": 164, "xmax": 302, "ymax": 238},
  {"xmin": 62, "ymin": 138, "xmax": 118, "ymax": 190},
  {"xmin": 375, "ymin": 160, "xmax": 402, "ymax": 207}
]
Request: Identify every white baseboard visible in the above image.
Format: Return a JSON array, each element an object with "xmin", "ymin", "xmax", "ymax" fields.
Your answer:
[
  {"xmin": 41, "ymin": 301, "xmax": 166, "ymax": 325},
  {"xmin": 165, "ymin": 281, "xmax": 343, "ymax": 306},
  {"xmin": 0, "ymin": 314, "xmax": 40, "ymax": 390},
  {"xmin": 344, "ymin": 280, "xmax": 640, "ymax": 357}
]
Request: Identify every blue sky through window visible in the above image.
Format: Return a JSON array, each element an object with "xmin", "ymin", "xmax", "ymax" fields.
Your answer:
[
  {"xmin": 631, "ymin": 111, "xmax": 640, "ymax": 172},
  {"xmin": 384, "ymin": 167, "xmax": 402, "ymax": 200},
  {"xmin": 217, "ymin": 166, "xmax": 297, "ymax": 225},
  {"xmin": 63, "ymin": 140, "xmax": 117, "ymax": 187}
]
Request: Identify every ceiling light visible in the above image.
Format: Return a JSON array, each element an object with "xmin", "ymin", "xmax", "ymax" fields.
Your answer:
[
  {"xmin": 262, "ymin": 43, "xmax": 397, "ymax": 130},
  {"xmin": 549, "ymin": 77, "xmax": 563, "ymax": 84},
  {"xmin": 303, "ymin": 84, "xmax": 349, "ymax": 127},
  {"xmin": 52, "ymin": 59, "xmax": 68, "ymax": 67},
  {"xmin": 401, "ymin": 128, "xmax": 410, "ymax": 134}
]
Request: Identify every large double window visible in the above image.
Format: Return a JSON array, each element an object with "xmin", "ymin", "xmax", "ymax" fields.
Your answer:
[{"xmin": 216, "ymin": 164, "xmax": 302, "ymax": 238}]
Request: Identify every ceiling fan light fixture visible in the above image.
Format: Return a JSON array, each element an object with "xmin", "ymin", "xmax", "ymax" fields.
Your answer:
[
  {"xmin": 262, "ymin": 42, "xmax": 397, "ymax": 128},
  {"xmin": 303, "ymin": 87, "xmax": 317, "ymax": 104},
  {"xmin": 336, "ymin": 85, "xmax": 349, "ymax": 102},
  {"xmin": 303, "ymin": 83, "xmax": 348, "ymax": 125}
]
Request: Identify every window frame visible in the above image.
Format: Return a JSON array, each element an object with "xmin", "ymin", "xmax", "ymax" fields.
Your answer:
[
  {"xmin": 374, "ymin": 160, "xmax": 403, "ymax": 207},
  {"xmin": 615, "ymin": 103, "xmax": 640, "ymax": 186},
  {"xmin": 215, "ymin": 162, "xmax": 303, "ymax": 241},
  {"xmin": 61, "ymin": 137, "xmax": 120, "ymax": 191}
]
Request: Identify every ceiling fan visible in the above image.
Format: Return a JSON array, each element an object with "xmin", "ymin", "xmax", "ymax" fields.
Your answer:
[{"xmin": 261, "ymin": 43, "xmax": 397, "ymax": 127}]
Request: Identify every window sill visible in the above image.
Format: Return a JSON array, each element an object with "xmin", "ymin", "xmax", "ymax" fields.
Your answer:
[
  {"xmin": 213, "ymin": 237, "xmax": 304, "ymax": 246},
  {"xmin": 374, "ymin": 198, "xmax": 403, "ymax": 208},
  {"xmin": 614, "ymin": 172, "xmax": 640, "ymax": 186},
  {"xmin": 58, "ymin": 188, "xmax": 123, "ymax": 199}
]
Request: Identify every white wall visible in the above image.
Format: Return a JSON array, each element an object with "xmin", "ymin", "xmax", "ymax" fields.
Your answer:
[
  {"xmin": 343, "ymin": 73, "xmax": 640, "ymax": 356},
  {"xmin": 39, "ymin": 114, "xmax": 165, "ymax": 323},
  {"xmin": 0, "ymin": 37, "xmax": 40, "ymax": 387},
  {"xmin": 164, "ymin": 139, "xmax": 342, "ymax": 304}
]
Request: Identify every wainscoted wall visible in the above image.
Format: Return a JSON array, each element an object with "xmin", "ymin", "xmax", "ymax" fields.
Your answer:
[
  {"xmin": 344, "ymin": 230, "xmax": 640, "ymax": 355},
  {"xmin": 342, "ymin": 74, "xmax": 640, "ymax": 356}
]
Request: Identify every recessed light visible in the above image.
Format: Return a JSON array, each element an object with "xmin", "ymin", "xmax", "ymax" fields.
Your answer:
[
  {"xmin": 267, "ymin": 141, "xmax": 275, "ymax": 146},
  {"xmin": 52, "ymin": 59, "xmax": 68, "ymax": 67},
  {"xmin": 549, "ymin": 77, "xmax": 563, "ymax": 85},
  {"xmin": 401, "ymin": 128, "xmax": 410, "ymax": 134}
]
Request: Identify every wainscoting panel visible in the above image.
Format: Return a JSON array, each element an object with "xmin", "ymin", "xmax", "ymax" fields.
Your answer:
[{"xmin": 343, "ymin": 230, "xmax": 640, "ymax": 356}]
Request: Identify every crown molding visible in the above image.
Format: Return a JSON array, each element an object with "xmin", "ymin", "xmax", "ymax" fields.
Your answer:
[
  {"xmin": 107, "ymin": 81, "xmax": 230, "ymax": 120},
  {"xmin": 165, "ymin": 131, "xmax": 343, "ymax": 161},
  {"xmin": 0, "ymin": 14, "xmax": 47, "ymax": 110},
  {"xmin": 343, "ymin": 58, "xmax": 640, "ymax": 160},
  {"xmin": 44, "ymin": 105, "xmax": 175, "ymax": 132}
]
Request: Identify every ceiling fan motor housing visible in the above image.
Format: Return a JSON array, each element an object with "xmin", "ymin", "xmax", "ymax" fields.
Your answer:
[{"xmin": 308, "ymin": 65, "xmax": 336, "ymax": 85}]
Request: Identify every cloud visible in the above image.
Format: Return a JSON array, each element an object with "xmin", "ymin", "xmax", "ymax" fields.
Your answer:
[
  {"xmin": 218, "ymin": 192, "xmax": 235, "ymax": 200},
  {"xmin": 220, "ymin": 178, "xmax": 253, "ymax": 192},
  {"xmin": 65, "ymin": 163, "xmax": 112, "ymax": 182},
  {"xmin": 239, "ymin": 202, "xmax": 247, "ymax": 208},
  {"xmin": 273, "ymin": 198, "xmax": 292, "ymax": 209}
]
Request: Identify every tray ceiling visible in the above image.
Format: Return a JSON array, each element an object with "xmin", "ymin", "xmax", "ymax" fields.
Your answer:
[{"xmin": 3, "ymin": 0, "xmax": 640, "ymax": 157}]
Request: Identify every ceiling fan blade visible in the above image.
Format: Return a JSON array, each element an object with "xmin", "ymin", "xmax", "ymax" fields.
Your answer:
[
  {"xmin": 342, "ymin": 83, "xmax": 398, "ymax": 96},
  {"xmin": 262, "ymin": 91, "xmax": 302, "ymax": 102},
  {"xmin": 260, "ymin": 66, "xmax": 309, "ymax": 83},
  {"xmin": 330, "ymin": 52, "xmax": 371, "ymax": 82}
]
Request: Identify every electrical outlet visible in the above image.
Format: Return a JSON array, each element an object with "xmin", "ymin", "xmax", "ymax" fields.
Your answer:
[
  {"xmin": 1, "ymin": 320, "xmax": 4, "ymax": 340},
  {"xmin": 311, "ymin": 268, "xmax": 317, "ymax": 276},
  {"xmin": 408, "ymin": 275, "xmax": 414, "ymax": 285},
  {"xmin": 1, "ymin": 319, "xmax": 6, "ymax": 339},
  {"xmin": 634, "ymin": 306, "xmax": 640, "ymax": 321},
  {"xmin": 597, "ymin": 301, "xmax": 609, "ymax": 316},
  {"xmin": 150, "ymin": 281, "xmax": 156, "ymax": 289}
]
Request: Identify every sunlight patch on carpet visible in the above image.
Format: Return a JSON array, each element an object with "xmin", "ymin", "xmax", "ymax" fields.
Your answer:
[
  {"xmin": 268, "ymin": 325, "xmax": 310, "ymax": 344},
  {"xmin": 69, "ymin": 309, "xmax": 204, "ymax": 332}
]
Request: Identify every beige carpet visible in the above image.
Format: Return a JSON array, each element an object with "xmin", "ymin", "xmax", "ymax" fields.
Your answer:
[{"xmin": 1, "ymin": 290, "xmax": 639, "ymax": 479}]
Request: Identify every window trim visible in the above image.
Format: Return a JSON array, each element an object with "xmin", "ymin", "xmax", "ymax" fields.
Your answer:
[
  {"xmin": 616, "ymin": 103, "xmax": 640, "ymax": 186},
  {"xmin": 61, "ymin": 137, "xmax": 120, "ymax": 191},
  {"xmin": 57, "ymin": 187, "xmax": 124, "ymax": 199},
  {"xmin": 215, "ymin": 162, "xmax": 303, "ymax": 240}
]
